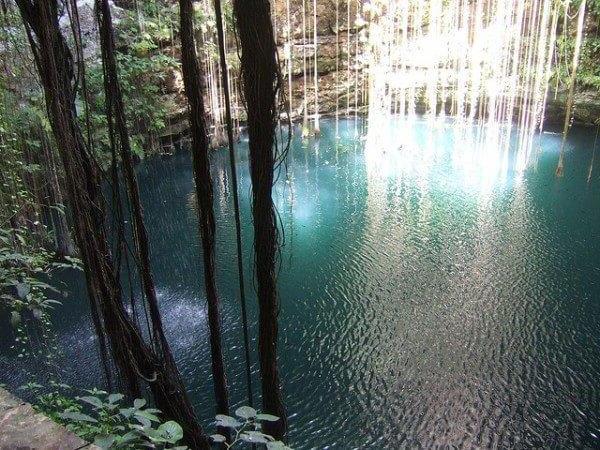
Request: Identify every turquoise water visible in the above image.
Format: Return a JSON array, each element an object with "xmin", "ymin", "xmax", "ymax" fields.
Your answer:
[{"xmin": 2, "ymin": 117, "xmax": 600, "ymax": 448}]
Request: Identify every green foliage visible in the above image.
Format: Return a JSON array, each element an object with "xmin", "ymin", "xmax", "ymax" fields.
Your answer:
[
  {"xmin": 83, "ymin": 54, "xmax": 174, "ymax": 164},
  {"xmin": 0, "ymin": 20, "xmax": 79, "ymax": 361},
  {"xmin": 578, "ymin": 34, "xmax": 600, "ymax": 90},
  {"xmin": 0, "ymin": 92, "xmax": 73, "ymax": 343},
  {"xmin": 210, "ymin": 406, "xmax": 293, "ymax": 449},
  {"xmin": 0, "ymin": 226, "xmax": 79, "ymax": 358},
  {"xmin": 0, "ymin": 86, "xmax": 45, "ymax": 225},
  {"xmin": 80, "ymin": 2, "xmax": 180, "ymax": 165},
  {"xmin": 553, "ymin": 1, "xmax": 600, "ymax": 92},
  {"xmin": 0, "ymin": 118, "xmax": 80, "ymax": 356},
  {"xmin": 26, "ymin": 384, "xmax": 187, "ymax": 449}
]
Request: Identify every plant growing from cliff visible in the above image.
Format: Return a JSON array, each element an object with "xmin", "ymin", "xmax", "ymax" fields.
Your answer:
[
  {"xmin": 0, "ymin": 102, "xmax": 79, "ymax": 353},
  {"xmin": 554, "ymin": 0, "xmax": 600, "ymax": 92},
  {"xmin": 84, "ymin": 53, "xmax": 174, "ymax": 162},
  {"xmin": 0, "ymin": 22, "xmax": 79, "ymax": 362},
  {"xmin": 81, "ymin": 0, "xmax": 181, "ymax": 163},
  {"xmin": 0, "ymin": 226, "xmax": 80, "ymax": 361},
  {"xmin": 1, "ymin": 6, "xmax": 76, "ymax": 257},
  {"xmin": 1, "ymin": 227, "xmax": 54, "ymax": 327}
]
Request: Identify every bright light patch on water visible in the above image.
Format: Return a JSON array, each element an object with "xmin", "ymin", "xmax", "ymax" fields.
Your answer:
[{"xmin": 363, "ymin": 116, "xmax": 545, "ymax": 197}]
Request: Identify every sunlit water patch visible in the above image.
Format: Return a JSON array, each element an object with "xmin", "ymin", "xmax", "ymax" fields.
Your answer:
[{"xmin": 1, "ymin": 117, "xmax": 600, "ymax": 448}]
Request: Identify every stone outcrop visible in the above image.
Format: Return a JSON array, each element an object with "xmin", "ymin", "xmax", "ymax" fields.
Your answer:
[
  {"xmin": 545, "ymin": 89, "xmax": 600, "ymax": 126},
  {"xmin": 0, "ymin": 388, "xmax": 99, "ymax": 450}
]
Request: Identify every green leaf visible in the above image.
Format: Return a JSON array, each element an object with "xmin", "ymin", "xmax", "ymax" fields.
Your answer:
[
  {"xmin": 59, "ymin": 411, "xmax": 98, "ymax": 423},
  {"xmin": 215, "ymin": 414, "xmax": 242, "ymax": 428},
  {"xmin": 133, "ymin": 398, "xmax": 146, "ymax": 409},
  {"xmin": 235, "ymin": 406, "xmax": 257, "ymax": 420},
  {"xmin": 93, "ymin": 434, "xmax": 116, "ymax": 449},
  {"xmin": 240, "ymin": 430, "xmax": 271, "ymax": 444},
  {"xmin": 19, "ymin": 382, "xmax": 43, "ymax": 391},
  {"xmin": 78, "ymin": 396, "xmax": 103, "ymax": 409},
  {"xmin": 119, "ymin": 407, "xmax": 135, "ymax": 419},
  {"xmin": 210, "ymin": 434, "xmax": 226, "ymax": 443},
  {"xmin": 115, "ymin": 431, "xmax": 139, "ymax": 445},
  {"xmin": 266, "ymin": 441, "xmax": 293, "ymax": 450},
  {"xmin": 134, "ymin": 415, "xmax": 152, "ymax": 428},
  {"xmin": 108, "ymin": 393, "xmax": 124, "ymax": 404},
  {"xmin": 157, "ymin": 420, "xmax": 183, "ymax": 444},
  {"xmin": 40, "ymin": 299, "xmax": 61, "ymax": 309},
  {"xmin": 256, "ymin": 413, "xmax": 280, "ymax": 422},
  {"xmin": 143, "ymin": 428, "xmax": 168, "ymax": 443},
  {"xmin": 135, "ymin": 409, "xmax": 160, "ymax": 422}
]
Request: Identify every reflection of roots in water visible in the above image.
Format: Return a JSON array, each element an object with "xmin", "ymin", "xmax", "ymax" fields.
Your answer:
[{"xmin": 364, "ymin": 117, "xmax": 549, "ymax": 195}]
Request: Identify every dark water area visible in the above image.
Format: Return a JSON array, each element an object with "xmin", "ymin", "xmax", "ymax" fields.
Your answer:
[{"xmin": 2, "ymin": 117, "xmax": 600, "ymax": 448}]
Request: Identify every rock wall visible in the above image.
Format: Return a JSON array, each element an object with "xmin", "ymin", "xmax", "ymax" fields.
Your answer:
[
  {"xmin": 545, "ymin": 90, "xmax": 600, "ymax": 127},
  {"xmin": 156, "ymin": 0, "xmax": 599, "ymax": 148},
  {"xmin": 0, "ymin": 388, "xmax": 99, "ymax": 450},
  {"xmin": 271, "ymin": 0, "xmax": 599, "ymax": 128}
]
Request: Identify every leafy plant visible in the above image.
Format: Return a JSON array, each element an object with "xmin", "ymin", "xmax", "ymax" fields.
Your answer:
[
  {"xmin": 0, "ymin": 226, "xmax": 79, "ymax": 360},
  {"xmin": 79, "ymin": 0, "xmax": 182, "ymax": 165},
  {"xmin": 29, "ymin": 384, "xmax": 187, "ymax": 449},
  {"xmin": 553, "ymin": 1, "xmax": 600, "ymax": 92},
  {"xmin": 210, "ymin": 406, "xmax": 292, "ymax": 449}
]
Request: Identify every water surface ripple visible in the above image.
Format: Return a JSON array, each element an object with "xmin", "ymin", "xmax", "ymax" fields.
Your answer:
[{"xmin": 2, "ymin": 118, "xmax": 600, "ymax": 449}]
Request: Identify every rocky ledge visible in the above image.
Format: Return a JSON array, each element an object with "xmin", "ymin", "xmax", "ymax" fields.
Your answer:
[{"xmin": 0, "ymin": 388, "xmax": 98, "ymax": 450}]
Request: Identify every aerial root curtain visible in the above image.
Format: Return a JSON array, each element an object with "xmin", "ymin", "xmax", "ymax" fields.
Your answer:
[
  {"xmin": 232, "ymin": 0, "xmax": 288, "ymax": 440},
  {"xmin": 95, "ymin": 0, "xmax": 172, "ymax": 360},
  {"xmin": 363, "ymin": 0, "xmax": 560, "ymax": 169},
  {"xmin": 178, "ymin": 0, "xmax": 230, "ymax": 419},
  {"xmin": 212, "ymin": 0, "xmax": 255, "ymax": 409},
  {"xmin": 556, "ymin": 0, "xmax": 586, "ymax": 177},
  {"xmin": 15, "ymin": 1, "xmax": 209, "ymax": 448}
]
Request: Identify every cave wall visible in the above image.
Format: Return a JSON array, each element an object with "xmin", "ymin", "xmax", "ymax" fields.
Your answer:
[{"xmin": 153, "ymin": 0, "xmax": 600, "ymax": 147}]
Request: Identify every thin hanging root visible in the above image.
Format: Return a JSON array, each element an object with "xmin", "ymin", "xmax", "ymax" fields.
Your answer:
[
  {"xmin": 588, "ymin": 125, "xmax": 599, "ymax": 183},
  {"xmin": 556, "ymin": 0, "xmax": 586, "ymax": 177},
  {"xmin": 313, "ymin": 0, "xmax": 320, "ymax": 135},
  {"xmin": 302, "ymin": 0, "xmax": 309, "ymax": 136},
  {"xmin": 286, "ymin": 0, "xmax": 293, "ymax": 128},
  {"xmin": 335, "ymin": 0, "xmax": 339, "ymax": 136},
  {"xmin": 212, "ymin": 0, "xmax": 254, "ymax": 410}
]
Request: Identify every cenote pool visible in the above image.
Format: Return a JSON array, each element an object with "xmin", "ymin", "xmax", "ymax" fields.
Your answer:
[{"xmin": 2, "ymin": 117, "xmax": 600, "ymax": 448}]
